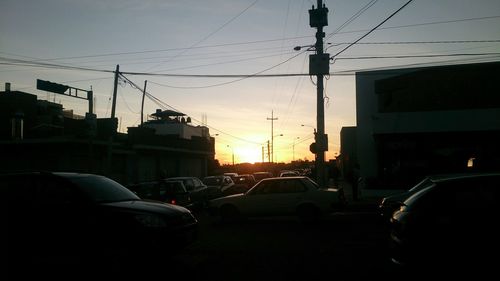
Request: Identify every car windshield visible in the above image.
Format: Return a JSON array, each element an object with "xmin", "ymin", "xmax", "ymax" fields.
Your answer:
[
  {"xmin": 408, "ymin": 177, "xmax": 432, "ymax": 193},
  {"xmin": 304, "ymin": 177, "xmax": 319, "ymax": 189},
  {"xmin": 69, "ymin": 175, "xmax": 140, "ymax": 203},
  {"xmin": 166, "ymin": 182, "xmax": 186, "ymax": 193},
  {"xmin": 203, "ymin": 177, "xmax": 222, "ymax": 185},
  {"xmin": 402, "ymin": 184, "xmax": 435, "ymax": 210}
]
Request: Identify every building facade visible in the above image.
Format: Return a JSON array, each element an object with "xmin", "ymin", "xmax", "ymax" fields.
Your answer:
[
  {"xmin": 0, "ymin": 86, "xmax": 215, "ymax": 185},
  {"xmin": 355, "ymin": 62, "xmax": 500, "ymax": 197}
]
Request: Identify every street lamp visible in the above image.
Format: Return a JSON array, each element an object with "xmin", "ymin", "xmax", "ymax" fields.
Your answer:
[
  {"xmin": 226, "ymin": 145, "xmax": 234, "ymax": 166},
  {"xmin": 271, "ymin": 133, "xmax": 283, "ymax": 163},
  {"xmin": 293, "ymin": 137, "xmax": 300, "ymax": 162},
  {"xmin": 301, "ymin": 124, "xmax": 316, "ymax": 134}
]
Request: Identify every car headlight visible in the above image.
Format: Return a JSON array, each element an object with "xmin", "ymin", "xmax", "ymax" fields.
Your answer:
[{"xmin": 134, "ymin": 213, "xmax": 167, "ymax": 228}]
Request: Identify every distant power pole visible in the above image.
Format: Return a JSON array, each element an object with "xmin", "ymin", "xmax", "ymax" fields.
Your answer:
[
  {"xmin": 262, "ymin": 146, "xmax": 265, "ymax": 163},
  {"xmin": 111, "ymin": 64, "xmax": 120, "ymax": 119},
  {"xmin": 267, "ymin": 110, "xmax": 278, "ymax": 163},
  {"xmin": 267, "ymin": 140, "xmax": 271, "ymax": 163},
  {"xmin": 309, "ymin": 0, "xmax": 329, "ymax": 188},
  {"xmin": 141, "ymin": 80, "xmax": 147, "ymax": 125},
  {"xmin": 107, "ymin": 64, "xmax": 120, "ymax": 176}
]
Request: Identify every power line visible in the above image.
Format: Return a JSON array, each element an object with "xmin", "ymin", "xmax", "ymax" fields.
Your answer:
[
  {"xmin": 332, "ymin": 0, "xmax": 414, "ymax": 59},
  {"xmin": 0, "ymin": 56, "xmax": 112, "ymax": 74},
  {"xmin": 125, "ymin": 50, "xmax": 307, "ymax": 89},
  {"xmin": 118, "ymin": 74, "xmax": 263, "ymax": 145},
  {"xmin": 335, "ymin": 52, "xmax": 500, "ymax": 60},
  {"xmin": 3, "ymin": 15, "xmax": 497, "ymax": 64},
  {"xmin": 326, "ymin": 0, "xmax": 379, "ymax": 41},
  {"xmin": 145, "ymin": 0, "xmax": 259, "ymax": 72},
  {"xmin": 331, "ymin": 15, "xmax": 500, "ymax": 37},
  {"xmin": 3, "ymin": 52, "xmax": 499, "ymax": 80},
  {"xmin": 328, "ymin": 39, "xmax": 500, "ymax": 47}
]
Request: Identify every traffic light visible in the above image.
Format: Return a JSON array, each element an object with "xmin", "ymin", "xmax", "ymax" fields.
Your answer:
[{"xmin": 36, "ymin": 79, "xmax": 69, "ymax": 94}]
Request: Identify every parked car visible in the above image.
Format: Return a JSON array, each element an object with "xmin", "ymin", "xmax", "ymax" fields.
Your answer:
[
  {"xmin": 166, "ymin": 177, "xmax": 208, "ymax": 208},
  {"xmin": 252, "ymin": 171, "xmax": 273, "ymax": 182},
  {"xmin": 208, "ymin": 176, "xmax": 346, "ymax": 222},
  {"xmin": 2, "ymin": 172, "xmax": 198, "ymax": 267},
  {"xmin": 379, "ymin": 175, "xmax": 440, "ymax": 222},
  {"xmin": 203, "ymin": 175, "xmax": 235, "ymax": 199},
  {"xmin": 223, "ymin": 172, "xmax": 239, "ymax": 180},
  {"xmin": 233, "ymin": 174, "xmax": 256, "ymax": 189},
  {"xmin": 279, "ymin": 170, "xmax": 300, "ymax": 177},
  {"xmin": 389, "ymin": 172, "xmax": 500, "ymax": 274},
  {"xmin": 127, "ymin": 180, "xmax": 193, "ymax": 209}
]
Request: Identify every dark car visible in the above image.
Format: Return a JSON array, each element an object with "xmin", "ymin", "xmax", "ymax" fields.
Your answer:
[
  {"xmin": 389, "ymin": 173, "xmax": 500, "ymax": 276},
  {"xmin": 253, "ymin": 171, "xmax": 273, "ymax": 182},
  {"xmin": 233, "ymin": 174, "xmax": 257, "ymax": 193},
  {"xmin": 166, "ymin": 177, "xmax": 209, "ymax": 208},
  {"xmin": 127, "ymin": 180, "xmax": 193, "ymax": 209},
  {"xmin": 379, "ymin": 175, "xmax": 442, "ymax": 222},
  {"xmin": 2, "ymin": 172, "xmax": 198, "ymax": 269},
  {"xmin": 203, "ymin": 175, "xmax": 235, "ymax": 199}
]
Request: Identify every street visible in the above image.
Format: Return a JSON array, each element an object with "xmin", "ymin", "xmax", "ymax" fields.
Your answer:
[
  {"xmin": 169, "ymin": 207, "xmax": 395, "ymax": 281},
  {"xmin": 12, "ymin": 203, "xmax": 400, "ymax": 281}
]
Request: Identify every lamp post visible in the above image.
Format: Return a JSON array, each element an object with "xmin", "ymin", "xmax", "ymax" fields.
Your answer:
[
  {"xmin": 301, "ymin": 124, "xmax": 316, "ymax": 134},
  {"xmin": 272, "ymin": 134, "xmax": 283, "ymax": 163},
  {"xmin": 226, "ymin": 145, "xmax": 234, "ymax": 166},
  {"xmin": 293, "ymin": 137, "xmax": 300, "ymax": 162}
]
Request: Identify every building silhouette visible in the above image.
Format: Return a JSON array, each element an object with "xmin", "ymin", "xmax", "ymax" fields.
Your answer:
[
  {"xmin": 0, "ymin": 85, "xmax": 215, "ymax": 185},
  {"xmin": 346, "ymin": 61, "xmax": 500, "ymax": 198}
]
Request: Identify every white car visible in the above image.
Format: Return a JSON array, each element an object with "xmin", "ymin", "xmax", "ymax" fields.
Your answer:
[{"xmin": 209, "ymin": 176, "xmax": 345, "ymax": 222}]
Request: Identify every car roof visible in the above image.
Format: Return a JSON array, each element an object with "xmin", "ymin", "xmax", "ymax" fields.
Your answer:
[
  {"xmin": 261, "ymin": 176, "xmax": 305, "ymax": 181},
  {"xmin": 403, "ymin": 172, "xmax": 500, "ymax": 207},
  {"xmin": 1, "ymin": 171, "xmax": 99, "ymax": 179},
  {"xmin": 426, "ymin": 172, "xmax": 500, "ymax": 183}
]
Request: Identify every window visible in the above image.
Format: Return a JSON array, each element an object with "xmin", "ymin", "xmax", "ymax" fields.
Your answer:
[
  {"xmin": 36, "ymin": 177, "xmax": 79, "ymax": 206},
  {"xmin": 271, "ymin": 180, "xmax": 306, "ymax": 194},
  {"xmin": 183, "ymin": 179, "xmax": 195, "ymax": 191},
  {"xmin": 193, "ymin": 178, "xmax": 202, "ymax": 188},
  {"xmin": 250, "ymin": 181, "xmax": 275, "ymax": 195}
]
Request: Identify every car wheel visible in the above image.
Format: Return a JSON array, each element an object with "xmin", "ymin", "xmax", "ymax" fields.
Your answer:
[
  {"xmin": 297, "ymin": 204, "xmax": 320, "ymax": 223},
  {"xmin": 220, "ymin": 204, "xmax": 241, "ymax": 223}
]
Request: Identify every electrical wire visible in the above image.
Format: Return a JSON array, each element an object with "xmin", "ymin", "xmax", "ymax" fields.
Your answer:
[
  {"xmin": 334, "ymin": 52, "xmax": 500, "ymax": 60},
  {"xmin": 3, "ymin": 52, "xmax": 499, "ymax": 80},
  {"xmin": 332, "ymin": 0, "xmax": 414, "ymax": 59},
  {"xmin": 3, "ymin": 15, "xmax": 497, "ymax": 64},
  {"xmin": 145, "ymin": 0, "xmax": 260, "ymax": 72},
  {"xmin": 326, "ymin": 0, "xmax": 379, "ymax": 41},
  {"xmin": 118, "ymin": 73, "xmax": 263, "ymax": 145}
]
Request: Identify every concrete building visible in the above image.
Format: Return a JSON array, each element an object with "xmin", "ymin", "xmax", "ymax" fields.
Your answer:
[
  {"xmin": 339, "ymin": 126, "xmax": 357, "ymax": 181},
  {"xmin": 354, "ymin": 61, "xmax": 500, "ymax": 197},
  {"xmin": 0, "ymin": 85, "xmax": 215, "ymax": 185},
  {"xmin": 142, "ymin": 109, "xmax": 209, "ymax": 139}
]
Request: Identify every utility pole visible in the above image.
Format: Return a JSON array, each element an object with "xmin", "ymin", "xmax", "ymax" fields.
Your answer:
[
  {"xmin": 107, "ymin": 64, "xmax": 120, "ymax": 176},
  {"xmin": 262, "ymin": 146, "xmax": 265, "ymax": 163},
  {"xmin": 141, "ymin": 80, "xmax": 147, "ymax": 125},
  {"xmin": 309, "ymin": 0, "xmax": 329, "ymax": 188},
  {"xmin": 111, "ymin": 65, "xmax": 120, "ymax": 119},
  {"xmin": 267, "ymin": 140, "xmax": 271, "ymax": 163},
  {"xmin": 267, "ymin": 110, "xmax": 278, "ymax": 163}
]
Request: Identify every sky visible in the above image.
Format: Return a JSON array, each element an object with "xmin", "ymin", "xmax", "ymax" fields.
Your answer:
[{"xmin": 1, "ymin": 0, "xmax": 500, "ymax": 165}]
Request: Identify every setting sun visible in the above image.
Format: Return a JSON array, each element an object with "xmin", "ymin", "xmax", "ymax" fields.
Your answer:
[{"xmin": 234, "ymin": 146, "xmax": 262, "ymax": 164}]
